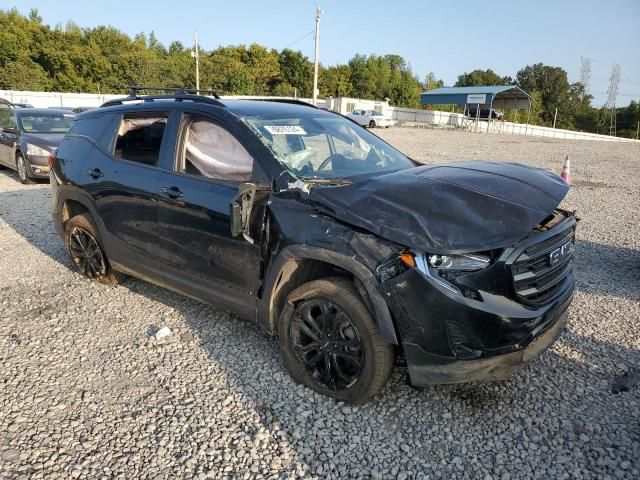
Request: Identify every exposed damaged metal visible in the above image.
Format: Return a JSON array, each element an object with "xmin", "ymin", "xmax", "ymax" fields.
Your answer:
[{"xmin": 307, "ymin": 161, "xmax": 570, "ymax": 254}]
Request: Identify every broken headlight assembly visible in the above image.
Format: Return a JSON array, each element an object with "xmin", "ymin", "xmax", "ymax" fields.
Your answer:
[
  {"xmin": 415, "ymin": 253, "xmax": 492, "ymax": 299},
  {"xmin": 375, "ymin": 252, "xmax": 415, "ymax": 283}
]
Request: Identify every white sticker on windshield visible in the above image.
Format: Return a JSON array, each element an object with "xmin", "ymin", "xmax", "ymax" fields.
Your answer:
[{"xmin": 264, "ymin": 125, "xmax": 307, "ymax": 135}]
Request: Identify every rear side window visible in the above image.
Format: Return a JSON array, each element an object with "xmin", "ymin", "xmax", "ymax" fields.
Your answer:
[
  {"xmin": 69, "ymin": 114, "xmax": 120, "ymax": 151},
  {"xmin": 114, "ymin": 114, "xmax": 167, "ymax": 166}
]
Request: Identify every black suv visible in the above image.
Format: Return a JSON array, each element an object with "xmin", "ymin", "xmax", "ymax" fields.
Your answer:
[{"xmin": 51, "ymin": 88, "xmax": 576, "ymax": 403}]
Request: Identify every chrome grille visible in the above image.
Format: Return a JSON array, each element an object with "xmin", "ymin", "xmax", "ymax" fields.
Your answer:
[{"xmin": 512, "ymin": 226, "xmax": 575, "ymax": 304}]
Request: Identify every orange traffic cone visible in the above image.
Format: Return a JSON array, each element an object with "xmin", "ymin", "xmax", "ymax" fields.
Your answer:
[{"xmin": 560, "ymin": 155, "xmax": 571, "ymax": 185}]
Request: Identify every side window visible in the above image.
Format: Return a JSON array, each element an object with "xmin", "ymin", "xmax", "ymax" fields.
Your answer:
[
  {"xmin": 0, "ymin": 109, "xmax": 16, "ymax": 129},
  {"xmin": 178, "ymin": 116, "xmax": 254, "ymax": 182},
  {"xmin": 114, "ymin": 114, "xmax": 167, "ymax": 166},
  {"xmin": 69, "ymin": 114, "xmax": 120, "ymax": 151}
]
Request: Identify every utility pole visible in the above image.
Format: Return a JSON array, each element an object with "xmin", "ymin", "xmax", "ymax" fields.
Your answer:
[
  {"xmin": 191, "ymin": 31, "xmax": 200, "ymax": 94},
  {"xmin": 553, "ymin": 107, "xmax": 558, "ymax": 129},
  {"xmin": 312, "ymin": 6, "xmax": 322, "ymax": 105},
  {"xmin": 600, "ymin": 64, "xmax": 621, "ymax": 137}
]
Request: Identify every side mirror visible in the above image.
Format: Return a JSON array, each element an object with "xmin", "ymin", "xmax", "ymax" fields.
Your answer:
[{"xmin": 230, "ymin": 183, "xmax": 257, "ymax": 242}]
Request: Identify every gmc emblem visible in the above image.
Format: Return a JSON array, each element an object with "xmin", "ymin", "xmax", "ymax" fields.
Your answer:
[{"xmin": 549, "ymin": 241, "xmax": 573, "ymax": 266}]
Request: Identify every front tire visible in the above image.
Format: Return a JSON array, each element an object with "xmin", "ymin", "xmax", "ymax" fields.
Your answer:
[
  {"xmin": 64, "ymin": 214, "xmax": 122, "ymax": 285},
  {"xmin": 16, "ymin": 153, "xmax": 34, "ymax": 184},
  {"xmin": 279, "ymin": 278, "xmax": 394, "ymax": 404}
]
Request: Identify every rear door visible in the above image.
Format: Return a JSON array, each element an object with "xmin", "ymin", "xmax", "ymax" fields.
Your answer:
[
  {"xmin": 155, "ymin": 111, "xmax": 267, "ymax": 318},
  {"xmin": 80, "ymin": 110, "xmax": 176, "ymax": 270}
]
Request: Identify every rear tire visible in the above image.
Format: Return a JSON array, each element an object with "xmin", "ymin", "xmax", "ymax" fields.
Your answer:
[
  {"xmin": 64, "ymin": 214, "xmax": 123, "ymax": 285},
  {"xmin": 278, "ymin": 277, "xmax": 394, "ymax": 404},
  {"xmin": 368, "ymin": 120, "xmax": 376, "ymax": 128},
  {"xmin": 16, "ymin": 153, "xmax": 34, "ymax": 184}
]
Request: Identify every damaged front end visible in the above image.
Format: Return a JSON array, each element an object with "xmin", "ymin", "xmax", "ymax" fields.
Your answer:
[
  {"xmin": 304, "ymin": 161, "xmax": 578, "ymax": 386},
  {"xmin": 378, "ymin": 210, "xmax": 576, "ymax": 386}
]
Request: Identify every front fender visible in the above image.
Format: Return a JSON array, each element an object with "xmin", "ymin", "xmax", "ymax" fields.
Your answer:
[{"xmin": 258, "ymin": 244, "xmax": 398, "ymax": 345}]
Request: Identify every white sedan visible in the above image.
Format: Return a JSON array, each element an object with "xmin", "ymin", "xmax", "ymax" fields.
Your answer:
[{"xmin": 347, "ymin": 109, "xmax": 396, "ymax": 128}]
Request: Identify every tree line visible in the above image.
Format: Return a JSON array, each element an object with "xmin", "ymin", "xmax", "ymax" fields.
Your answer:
[{"xmin": 1, "ymin": 8, "xmax": 638, "ymax": 138}]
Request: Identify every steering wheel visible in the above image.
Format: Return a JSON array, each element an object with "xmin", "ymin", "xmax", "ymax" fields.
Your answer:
[{"xmin": 316, "ymin": 153, "xmax": 346, "ymax": 172}]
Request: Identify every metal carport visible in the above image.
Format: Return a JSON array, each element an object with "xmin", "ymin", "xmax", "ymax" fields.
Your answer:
[{"xmin": 420, "ymin": 85, "xmax": 532, "ymax": 132}]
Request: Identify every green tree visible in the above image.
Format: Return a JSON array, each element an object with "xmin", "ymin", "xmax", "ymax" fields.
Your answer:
[
  {"xmin": 455, "ymin": 69, "xmax": 508, "ymax": 87},
  {"xmin": 226, "ymin": 68, "xmax": 253, "ymax": 95},
  {"xmin": 28, "ymin": 8, "xmax": 42, "ymax": 23},
  {"xmin": 516, "ymin": 63, "xmax": 573, "ymax": 128},
  {"xmin": 423, "ymin": 72, "xmax": 444, "ymax": 91},
  {"xmin": 278, "ymin": 49, "xmax": 312, "ymax": 97}
]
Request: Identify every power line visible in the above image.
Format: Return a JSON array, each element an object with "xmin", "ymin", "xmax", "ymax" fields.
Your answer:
[{"xmin": 283, "ymin": 30, "xmax": 314, "ymax": 50}]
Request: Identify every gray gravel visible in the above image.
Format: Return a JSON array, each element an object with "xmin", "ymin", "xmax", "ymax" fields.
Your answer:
[{"xmin": 1, "ymin": 129, "xmax": 639, "ymax": 479}]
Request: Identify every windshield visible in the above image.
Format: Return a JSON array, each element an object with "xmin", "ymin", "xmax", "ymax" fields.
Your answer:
[
  {"xmin": 19, "ymin": 113, "xmax": 74, "ymax": 133},
  {"xmin": 243, "ymin": 113, "xmax": 414, "ymax": 180}
]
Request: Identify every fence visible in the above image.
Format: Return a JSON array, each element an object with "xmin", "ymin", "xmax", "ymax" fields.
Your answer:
[
  {"xmin": 2, "ymin": 89, "xmax": 636, "ymax": 143},
  {"xmin": 387, "ymin": 106, "xmax": 638, "ymax": 143}
]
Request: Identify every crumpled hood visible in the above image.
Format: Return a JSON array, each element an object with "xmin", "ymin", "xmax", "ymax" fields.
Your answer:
[{"xmin": 308, "ymin": 161, "xmax": 569, "ymax": 254}]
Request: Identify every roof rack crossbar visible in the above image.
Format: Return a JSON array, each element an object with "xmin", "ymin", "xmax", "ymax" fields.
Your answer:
[
  {"xmin": 127, "ymin": 85, "xmax": 221, "ymax": 98},
  {"xmin": 101, "ymin": 86, "xmax": 225, "ymax": 108}
]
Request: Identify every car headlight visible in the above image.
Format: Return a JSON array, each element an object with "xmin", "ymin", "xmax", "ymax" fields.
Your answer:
[
  {"xmin": 416, "ymin": 253, "xmax": 492, "ymax": 297},
  {"xmin": 427, "ymin": 254, "xmax": 490, "ymax": 271},
  {"xmin": 27, "ymin": 143, "xmax": 50, "ymax": 157}
]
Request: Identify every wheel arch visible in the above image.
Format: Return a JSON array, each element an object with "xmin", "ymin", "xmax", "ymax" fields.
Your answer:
[
  {"xmin": 258, "ymin": 245, "xmax": 398, "ymax": 345},
  {"xmin": 60, "ymin": 198, "xmax": 90, "ymax": 225},
  {"xmin": 53, "ymin": 188, "xmax": 106, "ymax": 240}
]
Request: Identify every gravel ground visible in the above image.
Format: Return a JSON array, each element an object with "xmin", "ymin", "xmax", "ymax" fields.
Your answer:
[{"xmin": 1, "ymin": 129, "xmax": 639, "ymax": 480}]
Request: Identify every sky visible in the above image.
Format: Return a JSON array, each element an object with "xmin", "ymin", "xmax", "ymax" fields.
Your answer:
[{"xmin": 6, "ymin": 0, "xmax": 640, "ymax": 105}]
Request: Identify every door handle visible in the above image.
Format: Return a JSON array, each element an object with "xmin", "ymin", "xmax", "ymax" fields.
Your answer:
[
  {"xmin": 160, "ymin": 186, "xmax": 184, "ymax": 199},
  {"xmin": 86, "ymin": 168, "xmax": 103, "ymax": 179}
]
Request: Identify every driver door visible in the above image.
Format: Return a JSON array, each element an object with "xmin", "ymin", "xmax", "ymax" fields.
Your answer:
[
  {"xmin": 155, "ymin": 112, "xmax": 268, "ymax": 319},
  {"xmin": 0, "ymin": 110, "xmax": 17, "ymax": 167}
]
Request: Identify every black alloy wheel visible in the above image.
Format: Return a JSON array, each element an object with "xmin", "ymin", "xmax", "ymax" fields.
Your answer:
[
  {"xmin": 67, "ymin": 226, "xmax": 108, "ymax": 279},
  {"xmin": 279, "ymin": 278, "xmax": 394, "ymax": 404},
  {"xmin": 63, "ymin": 213, "xmax": 123, "ymax": 285},
  {"xmin": 290, "ymin": 298, "xmax": 364, "ymax": 390}
]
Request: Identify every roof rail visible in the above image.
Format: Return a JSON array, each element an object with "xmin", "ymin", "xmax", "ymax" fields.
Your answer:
[
  {"xmin": 237, "ymin": 97, "xmax": 319, "ymax": 109},
  {"xmin": 101, "ymin": 86, "xmax": 225, "ymax": 108}
]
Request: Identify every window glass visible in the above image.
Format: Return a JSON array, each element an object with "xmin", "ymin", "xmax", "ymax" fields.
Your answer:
[
  {"xmin": 179, "ymin": 118, "xmax": 253, "ymax": 182},
  {"xmin": 0, "ymin": 107, "xmax": 15, "ymax": 128},
  {"xmin": 70, "ymin": 113, "xmax": 120, "ymax": 151},
  {"xmin": 114, "ymin": 115, "xmax": 167, "ymax": 166},
  {"xmin": 243, "ymin": 113, "xmax": 414, "ymax": 180},
  {"xmin": 19, "ymin": 113, "xmax": 73, "ymax": 133}
]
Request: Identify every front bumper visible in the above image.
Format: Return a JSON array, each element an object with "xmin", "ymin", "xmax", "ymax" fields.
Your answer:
[
  {"xmin": 26, "ymin": 154, "xmax": 50, "ymax": 178},
  {"xmin": 404, "ymin": 305, "xmax": 569, "ymax": 386},
  {"xmin": 380, "ymin": 258, "xmax": 574, "ymax": 387}
]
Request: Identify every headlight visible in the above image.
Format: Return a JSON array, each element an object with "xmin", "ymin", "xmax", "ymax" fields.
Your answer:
[
  {"xmin": 416, "ymin": 253, "xmax": 492, "ymax": 297},
  {"xmin": 26, "ymin": 143, "xmax": 50, "ymax": 156},
  {"xmin": 427, "ymin": 254, "xmax": 490, "ymax": 271},
  {"xmin": 376, "ymin": 252, "xmax": 415, "ymax": 282}
]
